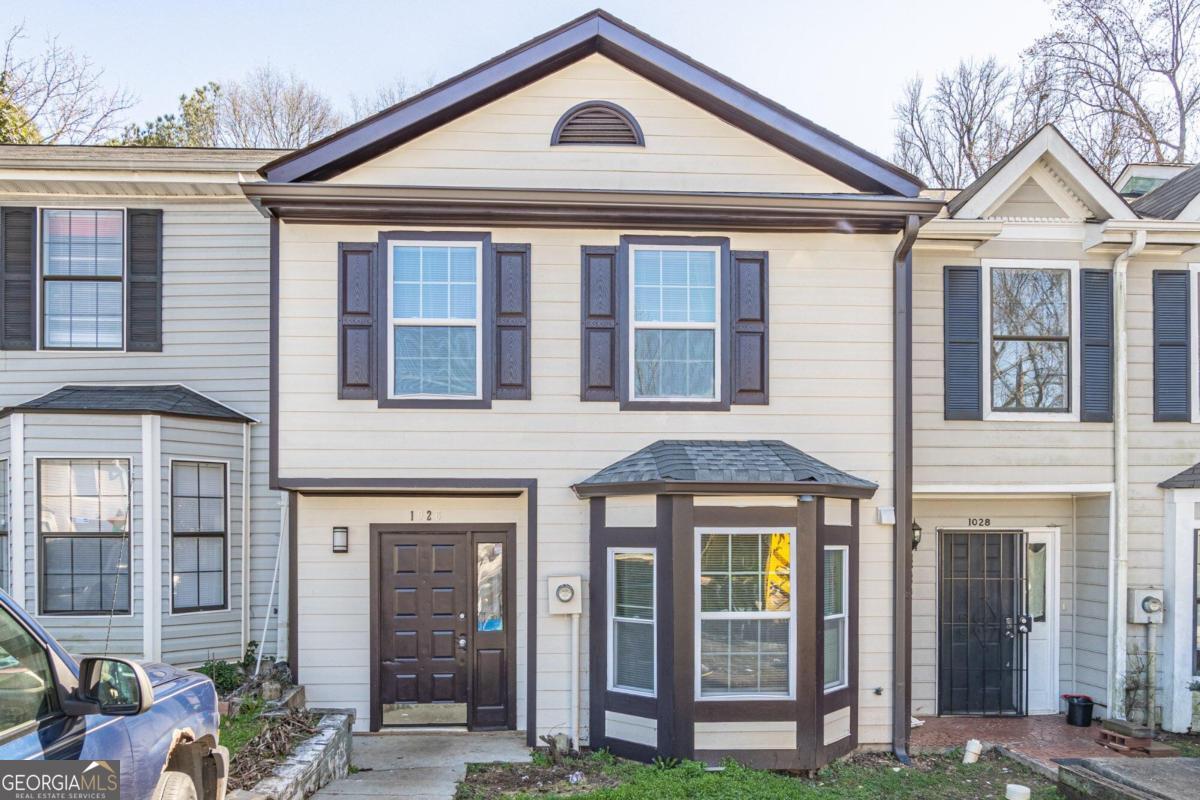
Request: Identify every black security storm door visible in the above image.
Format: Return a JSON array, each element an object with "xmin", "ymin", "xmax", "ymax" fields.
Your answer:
[{"xmin": 938, "ymin": 531, "xmax": 1028, "ymax": 716}]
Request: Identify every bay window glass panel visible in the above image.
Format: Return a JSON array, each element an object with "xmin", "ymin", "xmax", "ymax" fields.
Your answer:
[
  {"xmin": 823, "ymin": 548, "xmax": 848, "ymax": 690},
  {"xmin": 39, "ymin": 459, "xmax": 131, "ymax": 614},
  {"xmin": 391, "ymin": 244, "xmax": 479, "ymax": 398},
  {"xmin": 990, "ymin": 268, "xmax": 1070, "ymax": 411},
  {"xmin": 171, "ymin": 462, "xmax": 226, "ymax": 612},
  {"xmin": 631, "ymin": 247, "xmax": 718, "ymax": 400},
  {"xmin": 611, "ymin": 550, "xmax": 654, "ymax": 694},
  {"xmin": 42, "ymin": 210, "xmax": 124, "ymax": 349},
  {"xmin": 698, "ymin": 531, "xmax": 791, "ymax": 698}
]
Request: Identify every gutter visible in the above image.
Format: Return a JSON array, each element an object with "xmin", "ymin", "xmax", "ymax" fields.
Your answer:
[
  {"xmin": 1110, "ymin": 227, "xmax": 1147, "ymax": 718},
  {"xmin": 892, "ymin": 214, "xmax": 921, "ymax": 764}
]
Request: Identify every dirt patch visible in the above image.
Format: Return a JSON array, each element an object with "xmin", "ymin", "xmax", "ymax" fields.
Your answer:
[
  {"xmin": 458, "ymin": 757, "xmax": 626, "ymax": 798},
  {"xmin": 1157, "ymin": 730, "xmax": 1200, "ymax": 758},
  {"xmin": 228, "ymin": 709, "xmax": 319, "ymax": 791}
]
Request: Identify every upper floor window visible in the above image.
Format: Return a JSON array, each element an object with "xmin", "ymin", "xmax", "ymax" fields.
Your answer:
[
  {"xmin": 630, "ymin": 246, "xmax": 720, "ymax": 401},
  {"xmin": 388, "ymin": 242, "xmax": 482, "ymax": 399},
  {"xmin": 42, "ymin": 210, "xmax": 124, "ymax": 350},
  {"xmin": 39, "ymin": 459, "xmax": 131, "ymax": 615},
  {"xmin": 979, "ymin": 260, "xmax": 1080, "ymax": 420}
]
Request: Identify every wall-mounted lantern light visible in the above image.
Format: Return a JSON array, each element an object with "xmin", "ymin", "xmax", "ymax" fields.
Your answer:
[
  {"xmin": 332, "ymin": 526, "xmax": 349, "ymax": 554},
  {"xmin": 911, "ymin": 520, "xmax": 923, "ymax": 551},
  {"xmin": 798, "ymin": 494, "xmax": 815, "ymax": 503}
]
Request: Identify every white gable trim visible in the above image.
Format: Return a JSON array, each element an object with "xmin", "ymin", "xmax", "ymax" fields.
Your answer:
[
  {"xmin": 984, "ymin": 158, "xmax": 1095, "ymax": 221},
  {"xmin": 954, "ymin": 127, "xmax": 1132, "ymax": 221}
]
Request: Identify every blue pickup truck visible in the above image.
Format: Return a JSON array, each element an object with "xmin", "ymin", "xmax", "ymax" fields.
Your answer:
[{"xmin": 0, "ymin": 589, "xmax": 229, "ymax": 800}]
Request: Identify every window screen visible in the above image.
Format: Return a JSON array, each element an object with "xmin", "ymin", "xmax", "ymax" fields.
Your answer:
[
  {"xmin": 610, "ymin": 550, "xmax": 654, "ymax": 694},
  {"xmin": 391, "ymin": 244, "xmax": 480, "ymax": 398},
  {"xmin": 42, "ymin": 210, "xmax": 124, "ymax": 349}
]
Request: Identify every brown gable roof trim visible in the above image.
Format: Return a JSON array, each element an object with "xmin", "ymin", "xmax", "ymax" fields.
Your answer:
[{"xmin": 258, "ymin": 9, "xmax": 922, "ymax": 197}]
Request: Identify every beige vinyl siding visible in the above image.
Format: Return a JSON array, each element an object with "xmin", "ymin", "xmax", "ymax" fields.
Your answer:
[
  {"xmin": 294, "ymin": 494, "xmax": 527, "ymax": 733},
  {"xmin": 22, "ymin": 413, "xmax": 143, "ymax": 657},
  {"xmin": 1073, "ymin": 494, "xmax": 1111, "ymax": 704},
  {"xmin": 989, "ymin": 177, "xmax": 1071, "ymax": 220},
  {"xmin": 913, "ymin": 245, "xmax": 1115, "ymax": 487},
  {"xmin": 605, "ymin": 711, "xmax": 656, "ymax": 748},
  {"xmin": 160, "ymin": 417, "xmax": 245, "ymax": 665},
  {"xmin": 328, "ymin": 54, "xmax": 854, "ymax": 194},
  {"xmin": 278, "ymin": 221, "xmax": 899, "ymax": 744},
  {"xmin": 694, "ymin": 720, "xmax": 797, "ymax": 750},
  {"xmin": 0, "ymin": 197, "xmax": 281, "ymax": 659}
]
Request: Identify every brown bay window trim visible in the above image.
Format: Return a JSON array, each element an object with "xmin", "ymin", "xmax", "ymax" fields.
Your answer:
[
  {"xmin": 618, "ymin": 235, "xmax": 732, "ymax": 412},
  {"xmin": 374, "ymin": 231, "xmax": 494, "ymax": 409}
]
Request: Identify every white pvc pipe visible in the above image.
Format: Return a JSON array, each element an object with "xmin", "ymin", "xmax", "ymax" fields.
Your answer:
[
  {"xmin": 570, "ymin": 613, "xmax": 580, "ymax": 751},
  {"xmin": 1111, "ymin": 228, "xmax": 1146, "ymax": 718}
]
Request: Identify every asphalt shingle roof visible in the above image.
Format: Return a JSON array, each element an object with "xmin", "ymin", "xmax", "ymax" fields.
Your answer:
[
  {"xmin": 4, "ymin": 385, "xmax": 253, "ymax": 422},
  {"xmin": 573, "ymin": 439, "xmax": 877, "ymax": 498},
  {"xmin": 1131, "ymin": 163, "xmax": 1200, "ymax": 219},
  {"xmin": 1160, "ymin": 461, "xmax": 1200, "ymax": 489}
]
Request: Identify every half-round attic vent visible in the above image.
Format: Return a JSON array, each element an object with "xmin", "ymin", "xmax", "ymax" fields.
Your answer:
[{"xmin": 551, "ymin": 101, "xmax": 644, "ymax": 146}]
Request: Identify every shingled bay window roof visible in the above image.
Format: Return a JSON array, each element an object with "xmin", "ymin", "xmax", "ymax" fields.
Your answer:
[
  {"xmin": 1159, "ymin": 461, "xmax": 1200, "ymax": 489},
  {"xmin": 572, "ymin": 439, "xmax": 877, "ymax": 498},
  {"xmin": 1, "ymin": 384, "xmax": 253, "ymax": 423}
]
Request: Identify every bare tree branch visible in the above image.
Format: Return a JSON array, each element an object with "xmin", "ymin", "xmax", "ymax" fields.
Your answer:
[
  {"xmin": 218, "ymin": 65, "xmax": 343, "ymax": 148},
  {"xmin": 1, "ymin": 22, "xmax": 133, "ymax": 144}
]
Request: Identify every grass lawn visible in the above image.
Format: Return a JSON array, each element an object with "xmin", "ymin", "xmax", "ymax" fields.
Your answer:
[
  {"xmin": 219, "ymin": 697, "xmax": 266, "ymax": 758},
  {"xmin": 456, "ymin": 749, "xmax": 1062, "ymax": 800},
  {"xmin": 1158, "ymin": 730, "xmax": 1200, "ymax": 757}
]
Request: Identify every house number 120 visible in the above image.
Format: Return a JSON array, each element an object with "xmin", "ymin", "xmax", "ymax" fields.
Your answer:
[{"xmin": 968, "ymin": 518, "xmax": 991, "ymax": 527}]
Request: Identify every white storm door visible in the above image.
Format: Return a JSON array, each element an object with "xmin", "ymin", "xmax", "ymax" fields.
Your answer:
[{"xmin": 1024, "ymin": 527, "xmax": 1060, "ymax": 715}]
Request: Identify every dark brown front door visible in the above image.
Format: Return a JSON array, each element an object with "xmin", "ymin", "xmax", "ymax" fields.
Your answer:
[
  {"xmin": 379, "ymin": 533, "xmax": 470, "ymax": 724},
  {"xmin": 373, "ymin": 525, "xmax": 517, "ymax": 731}
]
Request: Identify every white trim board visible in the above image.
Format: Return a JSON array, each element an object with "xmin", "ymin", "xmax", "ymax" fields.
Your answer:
[
  {"xmin": 8, "ymin": 414, "xmax": 25, "ymax": 608},
  {"xmin": 1162, "ymin": 488, "xmax": 1200, "ymax": 732}
]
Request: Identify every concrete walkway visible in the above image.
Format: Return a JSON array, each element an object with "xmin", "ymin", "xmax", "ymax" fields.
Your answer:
[{"xmin": 313, "ymin": 731, "xmax": 531, "ymax": 800}]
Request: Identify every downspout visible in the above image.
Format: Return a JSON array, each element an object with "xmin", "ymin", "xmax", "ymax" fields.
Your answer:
[
  {"xmin": 1111, "ymin": 227, "xmax": 1146, "ymax": 719},
  {"xmin": 241, "ymin": 422, "xmax": 253, "ymax": 656},
  {"xmin": 892, "ymin": 214, "xmax": 920, "ymax": 764}
]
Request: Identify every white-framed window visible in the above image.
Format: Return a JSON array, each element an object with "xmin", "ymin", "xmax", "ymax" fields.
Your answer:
[
  {"xmin": 628, "ymin": 245, "xmax": 720, "ymax": 401},
  {"xmin": 0, "ymin": 459, "xmax": 7, "ymax": 594},
  {"xmin": 608, "ymin": 548, "xmax": 655, "ymax": 696},
  {"xmin": 387, "ymin": 241, "xmax": 483, "ymax": 399},
  {"xmin": 823, "ymin": 545, "xmax": 849, "ymax": 692},
  {"xmin": 982, "ymin": 259, "xmax": 1080, "ymax": 421},
  {"xmin": 38, "ymin": 459, "xmax": 131, "ymax": 615},
  {"xmin": 695, "ymin": 527, "xmax": 794, "ymax": 699},
  {"xmin": 41, "ymin": 209, "xmax": 125, "ymax": 350},
  {"xmin": 170, "ymin": 461, "xmax": 228, "ymax": 613}
]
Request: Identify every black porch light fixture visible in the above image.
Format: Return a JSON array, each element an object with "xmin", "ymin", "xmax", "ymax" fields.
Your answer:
[
  {"xmin": 911, "ymin": 520, "xmax": 923, "ymax": 551},
  {"xmin": 332, "ymin": 526, "xmax": 349, "ymax": 553}
]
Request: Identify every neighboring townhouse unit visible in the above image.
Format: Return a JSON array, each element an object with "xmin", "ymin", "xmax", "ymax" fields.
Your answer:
[
  {"xmin": 245, "ymin": 9, "xmax": 941, "ymax": 768},
  {"xmin": 913, "ymin": 126, "xmax": 1200, "ymax": 732},
  {"xmin": 0, "ymin": 146, "xmax": 288, "ymax": 666}
]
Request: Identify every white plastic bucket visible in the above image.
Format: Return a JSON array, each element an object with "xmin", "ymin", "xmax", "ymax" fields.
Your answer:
[{"xmin": 962, "ymin": 739, "xmax": 983, "ymax": 764}]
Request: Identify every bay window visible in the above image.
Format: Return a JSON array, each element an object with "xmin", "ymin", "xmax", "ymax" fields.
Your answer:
[
  {"xmin": 697, "ymin": 528, "xmax": 793, "ymax": 698},
  {"xmin": 609, "ymin": 548, "xmax": 655, "ymax": 695},
  {"xmin": 823, "ymin": 546, "xmax": 848, "ymax": 691},
  {"xmin": 630, "ymin": 246, "xmax": 719, "ymax": 401},
  {"xmin": 388, "ymin": 242, "xmax": 482, "ymax": 399},
  {"xmin": 39, "ymin": 459, "xmax": 130, "ymax": 615},
  {"xmin": 42, "ymin": 209, "xmax": 124, "ymax": 350}
]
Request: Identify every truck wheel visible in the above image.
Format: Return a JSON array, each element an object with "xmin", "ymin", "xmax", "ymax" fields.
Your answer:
[{"xmin": 153, "ymin": 772, "xmax": 199, "ymax": 800}]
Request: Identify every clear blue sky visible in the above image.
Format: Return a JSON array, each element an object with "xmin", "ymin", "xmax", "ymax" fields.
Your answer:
[{"xmin": 6, "ymin": 0, "xmax": 1054, "ymax": 156}]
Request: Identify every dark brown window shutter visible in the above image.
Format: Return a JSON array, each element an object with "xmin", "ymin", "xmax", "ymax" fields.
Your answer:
[
  {"xmin": 729, "ymin": 250, "xmax": 769, "ymax": 405},
  {"xmin": 492, "ymin": 243, "xmax": 532, "ymax": 400},
  {"xmin": 0, "ymin": 207, "xmax": 36, "ymax": 350},
  {"xmin": 126, "ymin": 209, "xmax": 164, "ymax": 352},
  {"xmin": 338, "ymin": 242, "xmax": 377, "ymax": 399},
  {"xmin": 943, "ymin": 266, "xmax": 983, "ymax": 420},
  {"xmin": 580, "ymin": 246, "xmax": 620, "ymax": 401}
]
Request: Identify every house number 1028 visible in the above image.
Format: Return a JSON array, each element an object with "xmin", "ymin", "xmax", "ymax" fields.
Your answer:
[{"xmin": 969, "ymin": 518, "xmax": 991, "ymax": 527}]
